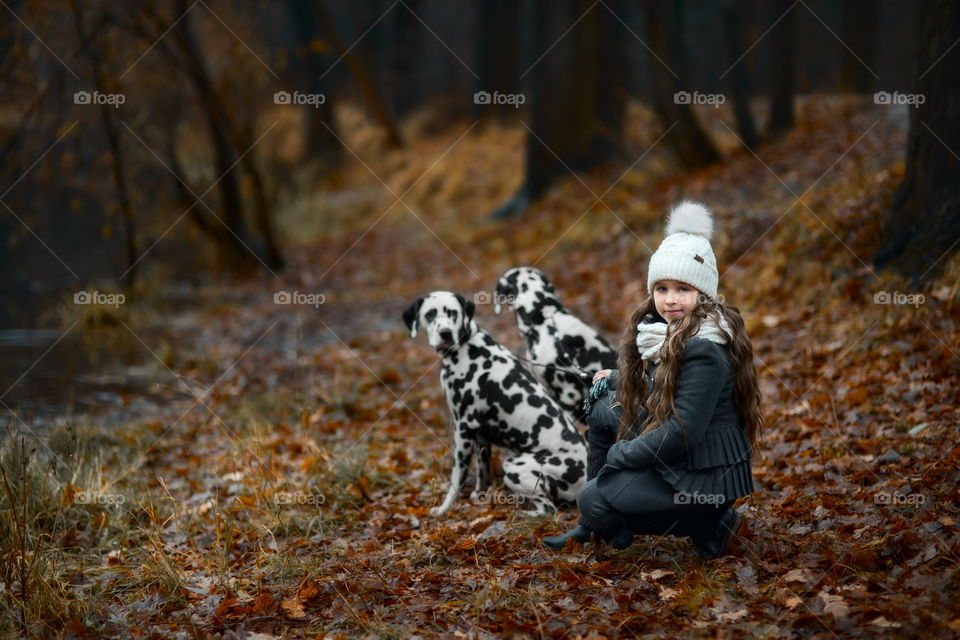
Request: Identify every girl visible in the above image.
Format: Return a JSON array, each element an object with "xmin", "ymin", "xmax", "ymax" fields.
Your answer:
[{"xmin": 542, "ymin": 201, "xmax": 763, "ymax": 558}]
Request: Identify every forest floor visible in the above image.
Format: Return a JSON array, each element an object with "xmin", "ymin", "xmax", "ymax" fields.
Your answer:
[{"xmin": 3, "ymin": 97, "xmax": 960, "ymax": 639}]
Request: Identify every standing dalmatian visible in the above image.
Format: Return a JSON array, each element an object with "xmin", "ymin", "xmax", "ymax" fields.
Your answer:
[
  {"xmin": 494, "ymin": 267, "xmax": 618, "ymax": 420},
  {"xmin": 402, "ymin": 291, "xmax": 587, "ymax": 516}
]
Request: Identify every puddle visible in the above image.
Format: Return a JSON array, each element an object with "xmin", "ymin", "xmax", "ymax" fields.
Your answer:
[{"xmin": 0, "ymin": 327, "xmax": 190, "ymax": 430}]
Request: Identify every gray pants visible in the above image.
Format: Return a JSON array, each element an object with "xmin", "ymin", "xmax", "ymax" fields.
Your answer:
[{"xmin": 577, "ymin": 393, "xmax": 730, "ymax": 542}]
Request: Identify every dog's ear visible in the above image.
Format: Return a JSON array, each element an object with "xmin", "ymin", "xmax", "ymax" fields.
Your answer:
[
  {"xmin": 534, "ymin": 268, "xmax": 556, "ymax": 294},
  {"xmin": 402, "ymin": 297, "xmax": 424, "ymax": 338},
  {"xmin": 494, "ymin": 275, "xmax": 516, "ymax": 315},
  {"xmin": 456, "ymin": 294, "xmax": 475, "ymax": 323}
]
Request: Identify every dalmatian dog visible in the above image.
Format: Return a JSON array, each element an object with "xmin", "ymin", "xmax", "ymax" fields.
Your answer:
[
  {"xmin": 402, "ymin": 291, "xmax": 587, "ymax": 516},
  {"xmin": 494, "ymin": 267, "xmax": 618, "ymax": 421}
]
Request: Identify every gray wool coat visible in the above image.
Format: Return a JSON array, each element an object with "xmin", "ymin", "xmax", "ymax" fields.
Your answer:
[{"xmin": 595, "ymin": 337, "xmax": 756, "ymax": 508}]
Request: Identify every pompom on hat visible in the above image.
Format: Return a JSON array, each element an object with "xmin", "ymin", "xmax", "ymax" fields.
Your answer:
[{"xmin": 646, "ymin": 201, "xmax": 719, "ymax": 299}]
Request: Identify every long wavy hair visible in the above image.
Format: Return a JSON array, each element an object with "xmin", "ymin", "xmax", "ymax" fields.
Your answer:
[{"xmin": 616, "ymin": 295, "xmax": 764, "ymax": 456}]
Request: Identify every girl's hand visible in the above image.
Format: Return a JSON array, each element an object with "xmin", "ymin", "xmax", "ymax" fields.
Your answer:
[{"xmin": 593, "ymin": 369, "xmax": 612, "ymax": 384}]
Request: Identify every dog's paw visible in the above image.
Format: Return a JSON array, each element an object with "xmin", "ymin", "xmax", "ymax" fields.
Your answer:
[
  {"xmin": 519, "ymin": 508, "xmax": 549, "ymax": 518},
  {"xmin": 518, "ymin": 498, "xmax": 555, "ymax": 518},
  {"xmin": 428, "ymin": 505, "xmax": 445, "ymax": 517}
]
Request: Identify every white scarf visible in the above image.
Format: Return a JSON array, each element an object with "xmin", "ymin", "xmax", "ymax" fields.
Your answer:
[{"xmin": 635, "ymin": 312, "xmax": 733, "ymax": 363}]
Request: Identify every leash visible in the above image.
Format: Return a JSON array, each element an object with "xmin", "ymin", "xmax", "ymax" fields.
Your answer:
[
  {"xmin": 512, "ymin": 351, "xmax": 614, "ymax": 416},
  {"xmin": 497, "ymin": 306, "xmax": 611, "ymax": 392},
  {"xmin": 510, "ymin": 352, "xmax": 593, "ymax": 383},
  {"xmin": 510, "ymin": 313, "xmax": 596, "ymax": 383}
]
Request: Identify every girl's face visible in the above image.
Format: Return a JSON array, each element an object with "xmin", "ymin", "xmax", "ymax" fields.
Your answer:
[{"xmin": 653, "ymin": 279, "xmax": 699, "ymax": 322}]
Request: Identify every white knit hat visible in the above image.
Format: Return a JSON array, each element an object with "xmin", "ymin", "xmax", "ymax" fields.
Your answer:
[{"xmin": 646, "ymin": 201, "xmax": 719, "ymax": 299}]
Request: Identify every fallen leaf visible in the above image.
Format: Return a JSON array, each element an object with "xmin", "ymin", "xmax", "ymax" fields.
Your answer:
[
  {"xmin": 816, "ymin": 591, "xmax": 849, "ymax": 618},
  {"xmin": 61, "ymin": 483, "xmax": 81, "ymax": 505},
  {"xmin": 717, "ymin": 608, "xmax": 748, "ymax": 622},
  {"xmin": 784, "ymin": 568, "xmax": 811, "ymax": 583},
  {"xmin": 870, "ymin": 616, "xmax": 901, "ymax": 628},
  {"xmin": 281, "ymin": 594, "xmax": 305, "ymax": 618}
]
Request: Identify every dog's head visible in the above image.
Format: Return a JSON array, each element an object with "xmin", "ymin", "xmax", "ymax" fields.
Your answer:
[
  {"xmin": 494, "ymin": 267, "xmax": 563, "ymax": 333},
  {"xmin": 494, "ymin": 267, "xmax": 558, "ymax": 315},
  {"xmin": 402, "ymin": 291, "xmax": 477, "ymax": 352}
]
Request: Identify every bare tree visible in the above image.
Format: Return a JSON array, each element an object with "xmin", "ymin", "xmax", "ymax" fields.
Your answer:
[
  {"xmin": 118, "ymin": 0, "xmax": 283, "ymax": 272},
  {"xmin": 721, "ymin": 0, "xmax": 760, "ymax": 150},
  {"xmin": 473, "ymin": 0, "xmax": 520, "ymax": 123},
  {"xmin": 840, "ymin": 0, "xmax": 878, "ymax": 94},
  {"xmin": 315, "ymin": 0, "xmax": 404, "ymax": 149},
  {"xmin": 874, "ymin": 0, "xmax": 960, "ymax": 283},
  {"xmin": 489, "ymin": 0, "xmax": 627, "ymax": 219},
  {"xmin": 172, "ymin": 0, "xmax": 273, "ymax": 270},
  {"xmin": 285, "ymin": 0, "xmax": 342, "ymax": 161},
  {"xmin": 643, "ymin": 0, "xmax": 721, "ymax": 168},
  {"xmin": 768, "ymin": 0, "xmax": 796, "ymax": 138},
  {"xmin": 70, "ymin": 0, "xmax": 139, "ymax": 286}
]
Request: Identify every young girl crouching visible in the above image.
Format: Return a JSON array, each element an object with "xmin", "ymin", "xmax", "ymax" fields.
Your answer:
[{"xmin": 542, "ymin": 201, "xmax": 764, "ymax": 558}]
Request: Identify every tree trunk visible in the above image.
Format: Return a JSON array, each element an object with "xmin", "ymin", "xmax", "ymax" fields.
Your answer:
[
  {"xmin": 474, "ymin": 0, "xmax": 520, "ymax": 122},
  {"xmin": 643, "ymin": 0, "xmax": 721, "ymax": 168},
  {"xmin": 315, "ymin": 0, "xmax": 404, "ymax": 149},
  {"xmin": 489, "ymin": 0, "xmax": 627, "ymax": 219},
  {"xmin": 873, "ymin": 0, "xmax": 960, "ymax": 284},
  {"xmin": 384, "ymin": 0, "xmax": 422, "ymax": 119},
  {"xmin": 840, "ymin": 0, "xmax": 878, "ymax": 93},
  {"xmin": 116, "ymin": 2, "xmax": 270, "ymax": 272},
  {"xmin": 164, "ymin": 110, "xmax": 278, "ymax": 275},
  {"xmin": 70, "ymin": 1, "xmax": 138, "ymax": 287},
  {"xmin": 173, "ymin": 1, "xmax": 263, "ymax": 272},
  {"xmin": 165, "ymin": 131, "xmax": 223, "ymax": 240},
  {"xmin": 768, "ymin": 0, "xmax": 796, "ymax": 138},
  {"xmin": 721, "ymin": 0, "xmax": 761, "ymax": 150},
  {"xmin": 285, "ymin": 0, "xmax": 342, "ymax": 161},
  {"xmin": 239, "ymin": 149, "xmax": 285, "ymax": 271},
  {"xmin": 596, "ymin": 0, "xmax": 628, "ymax": 161}
]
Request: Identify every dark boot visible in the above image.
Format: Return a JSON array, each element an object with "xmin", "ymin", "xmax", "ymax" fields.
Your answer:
[
  {"xmin": 542, "ymin": 524, "xmax": 592, "ymax": 550},
  {"xmin": 609, "ymin": 528, "xmax": 635, "ymax": 550},
  {"xmin": 607, "ymin": 511, "xmax": 688, "ymax": 550},
  {"xmin": 692, "ymin": 508, "xmax": 744, "ymax": 559}
]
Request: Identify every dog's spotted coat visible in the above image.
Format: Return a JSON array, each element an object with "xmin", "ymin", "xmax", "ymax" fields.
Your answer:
[
  {"xmin": 495, "ymin": 267, "xmax": 618, "ymax": 420},
  {"xmin": 403, "ymin": 291, "xmax": 587, "ymax": 516}
]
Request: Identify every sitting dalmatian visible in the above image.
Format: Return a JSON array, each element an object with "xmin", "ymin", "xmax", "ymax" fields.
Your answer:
[
  {"xmin": 494, "ymin": 267, "xmax": 618, "ymax": 420},
  {"xmin": 402, "ymin": 291, "xmax": 587, "ymax": 516}
]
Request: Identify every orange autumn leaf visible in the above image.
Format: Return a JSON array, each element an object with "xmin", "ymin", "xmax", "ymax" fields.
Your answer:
[{"xmin": 61, "ymin": 483, "xmax": 81, "ymax": 505}]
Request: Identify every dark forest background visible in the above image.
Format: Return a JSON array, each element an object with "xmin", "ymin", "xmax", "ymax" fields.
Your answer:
[{"xmin": 1, "ymin": 0, "xmax": 949, "ymax": 327}]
